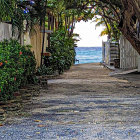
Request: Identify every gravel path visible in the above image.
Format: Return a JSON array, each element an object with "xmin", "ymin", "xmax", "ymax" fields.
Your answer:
[{"xmin": 0, "ymin": 63, "xmax": 140, "ymax": 140}]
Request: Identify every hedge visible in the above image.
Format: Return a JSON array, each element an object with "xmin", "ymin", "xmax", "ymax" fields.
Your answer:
[{"xmin": 0, "ymin": 39, "xmax": 36, "ymax": 101}]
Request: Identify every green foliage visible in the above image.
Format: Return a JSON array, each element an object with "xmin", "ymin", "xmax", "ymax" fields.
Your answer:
[
  {"xmin": 45, "ymin": 27, "xmax": 76, "ymax": 74},
  {"xmin": 93, "ymin": 16, "xmax": 121, "ymax": 41},
  {"xmin": 36, "ymin": 65, "xmax": 54, "ymax": 76},
  {"xmin": 0, "ymin": 0, "xmax": 47, "ymax": 33},
  {"xmin": 0, "ymin": 39, "xmax": 36, "ymax": 101},
  {"xmin": 0, "ymin": 0, "xmax": 16, "ymax": 22}
]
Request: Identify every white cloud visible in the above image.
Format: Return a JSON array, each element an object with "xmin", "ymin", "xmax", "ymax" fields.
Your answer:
[{"xmin": 73, "ymin": 20, "xmax": 107, "ymax": 47}]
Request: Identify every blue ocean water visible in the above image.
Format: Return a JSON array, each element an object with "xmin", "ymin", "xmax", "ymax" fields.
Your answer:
[{"xmin": 75, "ymin": 47, "xmax": 102, "ymax": 64}]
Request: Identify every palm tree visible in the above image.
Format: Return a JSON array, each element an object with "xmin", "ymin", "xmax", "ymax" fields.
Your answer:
[{"xmin": 93, "ymin": 16, "xmax": 111, "ymax": 39}]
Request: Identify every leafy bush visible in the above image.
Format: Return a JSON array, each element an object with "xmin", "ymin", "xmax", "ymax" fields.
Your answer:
[
  {"xmin": 0, "ymin": 39, "xmax": 36, "ymax": 101},
  {"xmin": 45, "ymin": 28, "xmax": 76, "ymax": 74},
  {"xmin": 36, "ymin": 65, "xmax": 54, "ymax": 76}
]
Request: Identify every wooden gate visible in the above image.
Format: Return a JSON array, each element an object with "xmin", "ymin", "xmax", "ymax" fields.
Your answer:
[{"xmin": 102, "ymin": 41, "xmax": 119, "ymax": 65}]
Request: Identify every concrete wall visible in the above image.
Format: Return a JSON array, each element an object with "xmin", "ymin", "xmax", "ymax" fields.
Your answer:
[{"xmin": 0, "ymin": 22, "xmax": 18, "ymax": 41}]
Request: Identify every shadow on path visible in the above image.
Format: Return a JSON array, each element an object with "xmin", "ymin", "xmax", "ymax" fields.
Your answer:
[{"xmin": 0, "ymin": 63, "xmax": 140, "ymax": 140}]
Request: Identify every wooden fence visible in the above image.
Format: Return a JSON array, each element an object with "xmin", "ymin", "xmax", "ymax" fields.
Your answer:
[
  {"xmin": 102, "ymin": 41, "xmax": 119, "ymax": 65},
  {"xmin": 120, "ymin": 36, "xmax": 139, "ymax": 70}
]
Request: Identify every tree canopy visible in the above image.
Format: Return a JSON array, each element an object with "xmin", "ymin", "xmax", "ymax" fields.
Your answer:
[
  {"xmin": 0, "ymin": 0, "xmax": 140, "ymax": 54},
  {"xmin": 63, "ymin": 0, "xmax": 140, "ymax": 54}
]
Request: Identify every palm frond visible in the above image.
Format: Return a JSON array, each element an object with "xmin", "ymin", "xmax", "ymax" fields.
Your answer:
[{"xmin": 100, "ymin": 28, "xmax": 108, "ymax": 36}]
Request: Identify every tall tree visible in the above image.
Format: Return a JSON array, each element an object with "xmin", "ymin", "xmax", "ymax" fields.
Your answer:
[{"xmin": 64, "ymin": 0, "xmax": 140, "ymax": 54}]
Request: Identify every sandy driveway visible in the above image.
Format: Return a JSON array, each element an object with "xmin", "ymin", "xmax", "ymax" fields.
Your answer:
[{"xmin": 0, "ymin": 63, "xmax": 140, "ymax": 140}]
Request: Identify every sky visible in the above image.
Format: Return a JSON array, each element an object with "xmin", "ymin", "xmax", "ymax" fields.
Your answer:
[{"xmin": 73, "ymin": 20, "xmax": 107, "ymax": 47}]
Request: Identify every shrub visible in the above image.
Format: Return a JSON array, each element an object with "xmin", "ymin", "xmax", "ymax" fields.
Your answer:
[
  {"xmin": 44, "ymin": 28, "xmax": 76, "ymax": 74},
  {"xmin": 36, "ymin": 65, "xmax": 54, "ymax": 76},
  {"xmin": 0, "ymin": 39, "xmax": 36, "ymax": 101}
]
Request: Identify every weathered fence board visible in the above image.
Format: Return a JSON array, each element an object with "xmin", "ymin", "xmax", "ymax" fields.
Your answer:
[{"xmin": 120, "ymin": 36, "xmax": 139, "ymax": 70}]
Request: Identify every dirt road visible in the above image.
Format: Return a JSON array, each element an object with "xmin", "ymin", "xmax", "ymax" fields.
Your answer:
[{"xmin": 0, "ymin": 63, "xmax": 140, "ymax": 140}]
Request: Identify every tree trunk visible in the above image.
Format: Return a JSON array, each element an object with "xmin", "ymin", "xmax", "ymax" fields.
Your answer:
[
  {"xmin": 120, "ymin": 0, "xmax": 140, "ymax": 54},
  {"xmin": 129, "ymin": 0, "xmax": 140, "ymax": 22},
  {"xmin": 120, "ymin": 27, "xmax": 140, "ymax": 54}
]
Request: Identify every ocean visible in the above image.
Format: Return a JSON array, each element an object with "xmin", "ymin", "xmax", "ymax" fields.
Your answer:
[{"xmin": 75, "ymin": 47, "xmax": 102, "ymax": 64}]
